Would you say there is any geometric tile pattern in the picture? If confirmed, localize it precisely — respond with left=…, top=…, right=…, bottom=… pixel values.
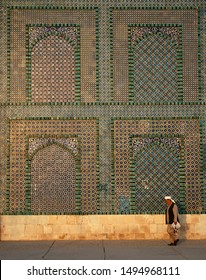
left=29, top=26, right=78, bottom=48
left=134, top=143, right=180, bottom=212
left=30, top=144, right=77, bottom=213
left=112, top=118, right=202, bottom=214
left=8, top=119, right=98, bottom=214
left=203, top=142, right=206, bottom=212
left=29, top=137, right=79, bottom=213
left=130, top=26, right=181, bottom=47
left=132, top=32, right=179, bottom=102
left=0, top=2, right=205, bottom=217
left=131, top=137, right=182, bottom=156
left=112, top=9, right=199, bottom=102
left=28, top=137, right=79, bottom=158
left=8, top=7, right=97, bottom=103
left=29, top=26, right=78, bottom=103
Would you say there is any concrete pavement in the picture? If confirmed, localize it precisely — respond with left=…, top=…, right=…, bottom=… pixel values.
left=0, top=239, right=206, bottom=260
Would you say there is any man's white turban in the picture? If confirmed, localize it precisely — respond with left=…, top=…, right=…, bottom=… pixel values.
left=164, top=196, right=175, bottom=203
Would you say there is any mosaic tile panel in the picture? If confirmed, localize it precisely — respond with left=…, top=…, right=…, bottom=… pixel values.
left=0, top=1, right=206, bottom=216
left=111, top=9, right=199, bottom=103
left=130, top=26, right=181, bottom=47
left=28, top=25, right=79, bottom=103
left=132, top=137, right=182, bottom=212
left=28, top=137, right=79, bottom=158
left=0, top=6, right=7, bottom=104
left=8, top=8, right=97, bottom=103
left=27, top=137, right=79, bottom=213
left=30, top=144, right=77, bottom=213
left=129, top=25, right=182, bottom=102
left=203, top=140, right=206, bottom=211
left=8, top=119, right=99, bottom=214
left=112, top=118, right=202, bottom=214
left=131, top=136, right=182, bottom=156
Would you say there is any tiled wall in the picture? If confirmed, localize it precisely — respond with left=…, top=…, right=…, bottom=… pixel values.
left=0, top=0, right=206, bottom=239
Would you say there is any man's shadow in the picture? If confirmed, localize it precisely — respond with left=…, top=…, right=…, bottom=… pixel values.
left=178, top=214, right=187, bottom=243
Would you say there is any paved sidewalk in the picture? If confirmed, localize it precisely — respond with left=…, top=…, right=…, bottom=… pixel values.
left=0, top=239, right=206, bottom=260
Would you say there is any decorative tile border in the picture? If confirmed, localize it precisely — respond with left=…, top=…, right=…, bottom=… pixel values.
left=198, top=8, right=204, bottom=102
left=1, top=4, right=204, bottom=105
left=7, top=7, right=11, bottom=102
left=111, top=117, right=204, bottom=214
left=110, top=7, right=200, bottom=103
left=25, top=134, right=81, bottom=214
left=7, top=6, right=99, bottom=104
left=0, top=101, right=206, bottom=106
left=6, top=117, right=100, bottom=215
left=200, top=119, right=205, bottom=212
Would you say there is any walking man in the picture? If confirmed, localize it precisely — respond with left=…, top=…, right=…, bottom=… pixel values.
left=165, top=196, right=180, bottom=246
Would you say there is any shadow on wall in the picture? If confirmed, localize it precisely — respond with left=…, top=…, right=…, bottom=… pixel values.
left=178, top=214, right=186, bottom=240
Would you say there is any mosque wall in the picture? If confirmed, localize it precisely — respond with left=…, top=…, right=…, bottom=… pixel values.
left=0, top=0, right=206, bottom=240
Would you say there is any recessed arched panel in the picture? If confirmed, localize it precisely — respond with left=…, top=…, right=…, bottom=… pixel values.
left=30, top=144, right=76, bottom=213
left=135, top=144, right=180, bottom=212
left=31, top=35, right=76, bottom=103
left=133, top=34, right=178, bottom=102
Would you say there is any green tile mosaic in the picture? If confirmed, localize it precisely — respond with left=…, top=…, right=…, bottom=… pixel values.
left=130, top=134, right=185, bottom=213
left=25, top=135, right=81, bottom=214
left=111, top=7, right=200, bottom=103
left=0, top=1, right=206, bottom=215
left=6, top=118, right=99, bottom=214
left=128, top=24, right=183, bottom=103
left=26, top=24, right=81, bottom=103
left=7, top=6, right=98, bottom=104
left=111, top=117, right=204, bottom=214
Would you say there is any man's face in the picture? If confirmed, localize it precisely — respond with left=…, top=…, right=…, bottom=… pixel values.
left=165, top=199, right=171, bottom=205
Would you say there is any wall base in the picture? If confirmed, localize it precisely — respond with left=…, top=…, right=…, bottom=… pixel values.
left=1, top=214, right=206, bottom=241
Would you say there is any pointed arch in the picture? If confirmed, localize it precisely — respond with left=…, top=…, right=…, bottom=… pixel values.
left=30, top=34, right=76, bottom=103
left=30, top=144, right=77, bottom=213
left=29, top=140, right=78, bottom=161
left=129, top=29, right=182, bottom=103
left=130, top=142, right=181, bottom=213
left=133, top=140, right=181, bottom=159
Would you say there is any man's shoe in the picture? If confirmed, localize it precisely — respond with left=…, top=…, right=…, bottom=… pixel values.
left=168, top=243, right=176, bottom=246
